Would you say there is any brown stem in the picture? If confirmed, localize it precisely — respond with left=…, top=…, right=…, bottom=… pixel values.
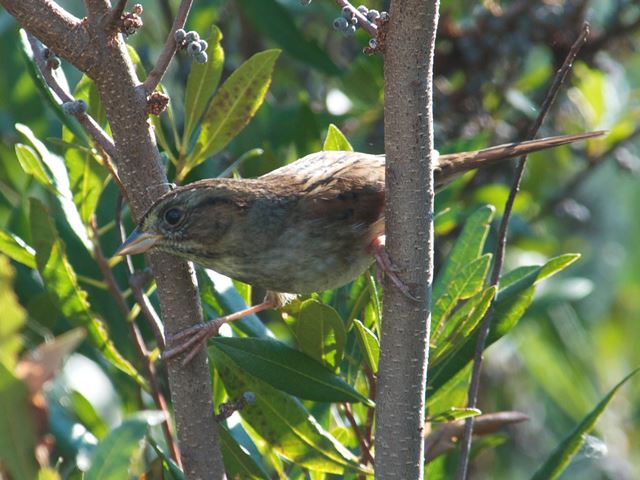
left=375, top=1, right=439, bottom=478
left=343, top=403, right=374, bottom=466
left=455, top=23, right=592, bottom=480
left=142, top=0, right=193, bottom=93
left=106, top=0, right=129, bottom=29
left=89, top=218, right=180, bottom=464
left=27, top=33, right=117, bottom=161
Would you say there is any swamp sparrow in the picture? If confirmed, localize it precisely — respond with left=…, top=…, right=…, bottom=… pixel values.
left=117, top=131, right=603, bottom=362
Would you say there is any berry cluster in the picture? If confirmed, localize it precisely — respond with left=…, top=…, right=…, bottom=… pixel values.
left=61, top=99, right=87, bottom=116
left=43, top=48, right=60, bottom=69
left=174, top=29, right=208, bottom=64
left=333, top=5, right=386, bottom=37
left=121, top=4, right=143, bottom=36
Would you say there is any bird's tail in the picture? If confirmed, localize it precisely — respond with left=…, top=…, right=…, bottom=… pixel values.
left=435, top=130, right=606, bottom=190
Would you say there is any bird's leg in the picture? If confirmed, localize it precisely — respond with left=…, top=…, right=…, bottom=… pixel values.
left=370, top=235, right=419, bottom=301
left=163, top=299, right=276, bottom=365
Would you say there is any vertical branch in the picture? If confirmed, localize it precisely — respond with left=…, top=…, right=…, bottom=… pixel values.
left=0, top=0, right=226, bottom=478
left=375, top=1, right=439, bottom=479
left=455, top=23, right=591, bottom=480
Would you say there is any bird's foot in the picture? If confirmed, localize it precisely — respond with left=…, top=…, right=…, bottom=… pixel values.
left=370, top=236, right=419, bottom=302
left=163, top=300, right=275, bottom=365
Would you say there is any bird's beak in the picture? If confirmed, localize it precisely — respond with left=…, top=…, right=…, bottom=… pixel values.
left=115, top=228, right=163, bottom=256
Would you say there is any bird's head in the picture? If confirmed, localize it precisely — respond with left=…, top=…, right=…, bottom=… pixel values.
left=115, top=180, right=244, bottom=263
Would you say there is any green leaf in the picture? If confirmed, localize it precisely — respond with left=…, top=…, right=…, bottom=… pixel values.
left=530, top=368, right=640, bottom=480
left=184, top=25, right=224, bottom=141
left=431, top=253, right=492, bottom=341
left=64, top=145, right=108, bottom=225
left=210, top=345, right=370, bottom=474
left=322, top=124, right=353, bottom=151
left=219, top=425, right=270, bottom=479
left=296, top=300, right=346, bottom=370
left=85, top=412, right=163, bottom=480
left=69, top=390, right=108, bottom=439
left=432, top=205, right=495, bottom=301
left=0, top=229, right=36, bottom=269
left=29, top=199, right=147, bottom=389
left=191, top=49, right=280, bottom=169
left=428, top=254, right=579, bottom=394
left=0, top=363, right=38, bottom=480
left=236, top=0, right=340, bottom=75
left=431, top=286, right=496, bottom=366
left=210, top=337, right=370, bottom=405
left=17, top=123, right=92, bottom=249
left=0, top=256, right=27, bottom=368
left=15, top=143, right=56, bottom=191
left=352, top=319, right=379, bottom=374
left=427, top=407, right=482, bottom=423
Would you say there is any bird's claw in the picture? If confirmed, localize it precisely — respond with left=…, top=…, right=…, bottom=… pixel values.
left=371, top=239, right=419, bottom=302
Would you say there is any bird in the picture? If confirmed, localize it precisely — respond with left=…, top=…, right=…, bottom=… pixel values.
left=116, top=131, right=603, bottom=362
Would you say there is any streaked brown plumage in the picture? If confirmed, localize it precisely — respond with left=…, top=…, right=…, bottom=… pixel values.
left=117, top=131, right=603, bottom=360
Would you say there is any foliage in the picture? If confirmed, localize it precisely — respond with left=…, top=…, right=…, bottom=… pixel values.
left=0, top=1, right=639, bottom=479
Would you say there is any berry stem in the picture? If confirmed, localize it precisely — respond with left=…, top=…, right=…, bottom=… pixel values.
left=335, top=0, right=378, bottom=36
left=142, top=0, right=193, bottom=94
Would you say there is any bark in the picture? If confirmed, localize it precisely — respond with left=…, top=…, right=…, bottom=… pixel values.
left=0, top=1, right=225, bottom=478
left=375, top=1, right=439, bottom=478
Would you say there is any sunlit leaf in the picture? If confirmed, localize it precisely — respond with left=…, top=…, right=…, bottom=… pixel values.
left=353, top=319, right=379, bottom=374
left=85, top=412, right=164, bottom=480
left=0, top=229, right=36, bottom=269
left=15, top=143, right=56, bottom=191
left=210, top=337, right=370, bottom=404
left=190, top=49, right=280, bottom=171
left=29, top=199, right=147, bottom=389
left=184, top=25, right=224, bottom=140
left=427, top=407, right=481, bottom=423
left=219, top=425, right=270, bottom=479
left=0, top=363, right=38, bottom=480
left=431, top=253, right=492, bottom=340
left=323, top=124, right=353, bottom=151
left=296, top=300, right=346, bottom=370
left=17, top=123, right=92, bottom=249
left=0, top=256, right=27, bottom=369
left=428, top=254, right=579, bottom=394
left=210, top=345, right=371, bottom=474
left=531, top=368, right=640, bottom=480
left=433, top=205, right=495, bottom=301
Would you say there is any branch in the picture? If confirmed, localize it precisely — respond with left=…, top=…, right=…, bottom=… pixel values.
left=27, top=33, right=117, bottom=161
left=2, top=1, right=227, bottom=478
left=375, top=2, right=439, bottom=478
left=455, top=23, right=591, bottom=480
left=0, top=0, right=95, bottom=72
left=142, top=0, right=193, bottom=93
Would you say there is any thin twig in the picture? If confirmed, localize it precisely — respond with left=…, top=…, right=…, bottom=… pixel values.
left=335, top=0, right=378, bottom=36
left=455, top=23, right=591, bottom=480
left=342, top=403, right=375, bottom=466
left=27, top=33, right=118, bottom=161
left=89, top=218, right=180, bottom=464
left=115, top=194, right=166, bottom=349
left=106, top=0, right=128, bottom=29
left=142, top=0, right=193, bottom=93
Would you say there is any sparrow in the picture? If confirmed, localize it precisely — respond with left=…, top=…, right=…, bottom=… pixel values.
left=116, top=131, right=603, bottom=362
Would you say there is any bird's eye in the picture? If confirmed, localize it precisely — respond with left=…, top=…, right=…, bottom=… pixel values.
left=164, top=207, right=184, bottom=226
